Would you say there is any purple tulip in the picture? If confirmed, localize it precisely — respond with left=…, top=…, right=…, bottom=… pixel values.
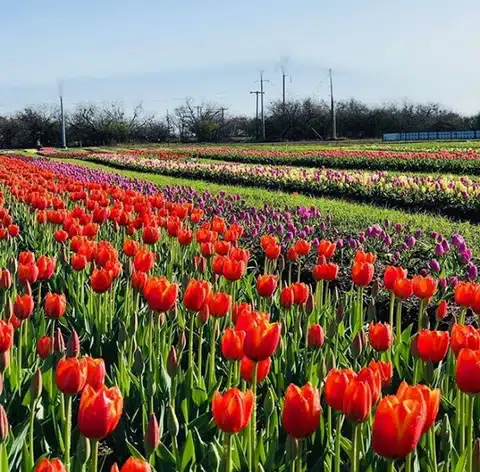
left=336, top=239, right=344, bottom=249
left=449, top=276, right=458, bottom=288
left=429, top=259, right=441, bottom=272
left=468, top=264, right=478, bottom=281
left=395, top=223, right=403, bottom=233
left=439, top=277, right=448, bottom=289
left=435, top=244, right=445, bottom=257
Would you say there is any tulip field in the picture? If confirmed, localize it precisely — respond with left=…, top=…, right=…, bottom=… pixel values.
left=0, top=142, right=479, bottom=472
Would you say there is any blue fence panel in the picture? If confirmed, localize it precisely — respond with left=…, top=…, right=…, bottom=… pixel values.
left=382, top=130, right=480, bottom=141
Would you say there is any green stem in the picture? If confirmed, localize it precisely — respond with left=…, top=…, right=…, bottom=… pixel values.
left=395, top=299, right=402, bottom=345
left=467, top=395, right=474, bottom=472
left=460, top=392, right=466, bottom=451
left=387, top=460, right=395, bottom=472
left=296, top=440, right=302, bottom=472
left=417, top=299, right=426, bottom=331
left=429, top=427, right=438, bottom=472
left=189, top=312, right=195, bottom=387
left=197, top=324, right=204, bottom=381
left=29, top=400, right=36, bottom=461
left=208, top=318, right=219, bottom=388
left=91, top=440, right=99, bottom=472
left=64, top=395, right=72, bottom=470
left=351, top=423, right=358, bottom=472
left=226, top=361, right=233, bottom=389
left=405, top=454, right=411, bottom=472
left=388, top=292, right=395, bottom=327
left=250, top=362, right=258, bottom=472
left=224, top=433, right=232, bottom=472
left=334, top=414, right=343, bottom=472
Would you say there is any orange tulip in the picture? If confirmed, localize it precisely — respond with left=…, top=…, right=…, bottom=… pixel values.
left=368, top=323, right=393, bottom=352
left=229, top=247, right=250, bottom=265
left=265, top=243, right=281, bottom=260
left=324, top=368, right=356, bottom=411
left=357, top=366, right=382, bottom=404
left=282, top=382, right=321, bottom=438
left=55, top=357, right=88, bottom=394
left=90, top=268, right=113, bottom=294
left=256, top=275, right=278, bottom=298
left=131, top=271, right=147, bottom=293
left=240, top=356, right=271, bottom=383
left=292, top=282, right=309, bottom=305
left=221, top=328, right=245, bottom=361
left=412, top=275, right=438, bottom=300
left=18, top=262, right=39, bottom=284
left=34, top=458, right=67, bottom=472
left=279, top=286, right=295, bottom=308
left=78, top=384, right=123, bottom=439
left=397, top=381, right=440, bottom=434
left=243, top=320, right=281, bottom=361
left=44, top=293, right=66, bottom=319
left=177, top=228, right=193, bottom=246
left=37, top=255, right=56, bottom=280
left=451, top=324, right=480, bottom=357
left=368, top=360, right=393, bottom=389
left=222, top=258, right=246, bottom=281
left=373, top=395, right=426, bottom=459
left=351, top=262, right=374, bottom=286
left=436, top=300, right=448, bottom=321
left=215, top=240, right=231, bottom=256
left=183, top=279, right=212, bottom=312
left=260, top=235, right=278, bottom=250
left=207, top=292, right=232, bottom=318
left=211, top=255, right=226, bottom=276
left=355, top=251, right=376, bottom=264
left=312, top=263, right=339, bottom=281
left=212, top=388, right=254, bottom=433
left=393, top=277, right=413, bottom=299
left=287, top=247, right=298, bottom=262
left=383, top=266, right=407, bottom=291
left=232, top=302, right=253, bottom=325
left=456, top=348, right=480, bottom=393
left=317, top=240, right=336, bottom=259
left=13, top=294, right=34, bottom=320
left=343, top=379, right=372, bottom=423
left=0, top=321, right=14, bottom=353
left=416, top=329, right=449, bottom=363
left=294, top=239, right=311, bottom=257
left=85, top=356, right=106, bottom=390
left=133, top=247, right=155, bottom=273
left=118, top=458, right=152, bottom=472
left=144, top=276, right=178, bottom=312
left=307, top=324, right=325, bottom=349
left=122, top=239, right=139, bottom=257
left=454, top=282, right=476, bottom=308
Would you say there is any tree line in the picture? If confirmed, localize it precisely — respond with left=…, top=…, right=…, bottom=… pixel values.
left=1, top=98, right=479, bottom=148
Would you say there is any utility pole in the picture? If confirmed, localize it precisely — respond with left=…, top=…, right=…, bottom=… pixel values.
left=250, top=91, right=263, bottom=141
left=59, top=82, right=67, bottom=148
left=219, top=107, right=228, bottom=124
left=329, top=68, right=337, bottom=140
left=166, top=110, right=170, bottom=138
left=259, top=72, right=270, bottom=142
left=282, top=73, right=288, bottom=110
left=196, top=106, right=201, bottom=119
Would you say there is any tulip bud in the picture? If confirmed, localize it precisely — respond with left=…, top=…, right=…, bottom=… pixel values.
left=67, top=330, right=80, bottom=358
left=23, top=280, right=32, bottom=297
left=7, top=256, right=17, bottom=276
left=4, top=299, right=13, bottom=321
left=127, top=259, right=134, bottom=278
left=436, top=300, right=448, bottom=322
left=326, top=354, right=336, bottom=371
left=206, top=442, right=221, bottom=472
left=167, top=346, right=179, bottom=378
left=167, top=404, right=179, bottom=437
left=0, top=269, right=12, bottom=290
left=263, top=387, right=276, bottom=418
left=76, top=435, right=91, bottom=463
left=0, top=374, right=3, bottom=396
left=0, top=351, right=10, bottom=373
left=177, top=330, right=186, bottom=351
left=335, top=305, right=344, bottom=323
left=158, top=312, right=166, bottom=327
left=352, top=331, right=365, bottom=358
left=198, top=305, right=209, bottom=325
left=305, top=293, right=315, bottom=316
left=0, top=405, right=8, bottom=443
left=133, top=349, right=144, bottom=375
left=327, top=320, right=337, bottom=339
left=54, top=328, right=65, bottom=354
left=473, top=439, right=480, bottom=472
left=145, top=413, right=160, bottom=456
left=194, top=256, right=207, bottom=274
left=30, top=368, right=42, bottom=401
left=317, top=358, right=328, bottom=381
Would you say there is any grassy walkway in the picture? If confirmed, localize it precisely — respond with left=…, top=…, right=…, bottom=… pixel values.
left=54, top=158, right=480, bottom=253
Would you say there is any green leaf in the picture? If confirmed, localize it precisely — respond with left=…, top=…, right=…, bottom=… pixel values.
left=0, top=444, right=8, bottom=472
left=179, top=430, right=196, bottom=472
left=191, top=385, right=208, bottom=407
left=454, top=448, right=468, bottom=472
left=156, top=442, right=176, bottom=465
left=21, top=443, right=34, bottom=472
left=126, top=439, right=148, bottom=461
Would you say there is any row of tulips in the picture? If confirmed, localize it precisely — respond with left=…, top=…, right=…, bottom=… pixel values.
left=0, top=154, right=478, bottom=471
left=50, top=151, right=480, bottom=220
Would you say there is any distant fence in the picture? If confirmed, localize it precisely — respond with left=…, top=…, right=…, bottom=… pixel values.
left=383, top=130, right=480, bottom=142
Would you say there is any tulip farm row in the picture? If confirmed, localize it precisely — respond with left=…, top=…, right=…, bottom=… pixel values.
left=0, top=151, right=478, bottom=472
left=51, top=151, right=480, bottom=222
left=41, top=145, right=480, bottom=174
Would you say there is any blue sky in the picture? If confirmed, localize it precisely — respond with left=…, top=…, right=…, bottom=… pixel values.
left=1, top=0, right=479, bottom=118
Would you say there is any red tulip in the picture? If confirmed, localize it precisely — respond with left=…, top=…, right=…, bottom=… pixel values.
left=131, top=271, right=147, bottom=292
left=312, top=263, right=339, bottom=281
left=123, top=239, right=139, bottom=257
left=343, top=379, right=372, bottom=422
left=37, top=255, right=56, bottom=280
left=287, top=247, right=298, bottom=262
left=0, top=321, right=14, bottom=353
left=142, top=226, right=160, bottom=245
left=90, top=268, right=113, bottom=294
left=393, top=277, right=413, bottom=299
left=412, top=275, right=438, bottom=300
left=71, top=254, right=88, bottom=271
left=55, top=357, right=88, bottom=394
left=436, top=300, right=448, bottom=321
left=0, top=269, right=12, bottom=289
left=7, top=224, right=19, bottom=238
left=351, top=262, right=374, bottom=286
left=357, top=366, right=382, bottom=404
left=368, top=360, right=393, bottom=388
left=368, top=323, right=393, bottom=352
left=37, top=336, right=52, bottom=359
left=144, top=276, right=178, bottom=312
left=240, top=356, right=271, bottom=383
left=307, top=324, right=325, bottom=349
left=294, top=239, right=311, bottom=257
left=244, top=320, right=280, bottom=361
left=324, top=368, right=356, bottom=411
left=118, top=458, right=152, bottom=472
left=222, top=259, right=246, bottom=281
left=292, top=282, right=309, bottom=305
left=451, top=324, right=480, bottom=357
left=44, top=293, right=67, bottom=319
left=456, top=348, right=480, bottom=393
left=416, top=329, right=449, bottom=363
left=183, top=279, right=212, bottom=312
left=221, top=328, right=245, bottom=361
left=34, top=458, right=67, bottom=472
left=133, top=247, right=155, bottom=273
left=355, top=251, right=376, bottom=264
left=454, top=281, right=476, bottom=308
left=383, top=266, right=407, bottom=291
left=256, top=275, right=278, bottom=298
left=279, top=286, right=295, bottom=308
left=18, top=263, right=39, bottom=284
left=317, top=240, right=336, bottom=258
left=264, top=243, right=281, bottom=260
left=208, top=292, right=232, bottom=318
left=13, top=294, right=34, bottom=320
left=212, top=388, right=254, bottom=433
left=85, top=356, right=106, bottom=390
left=282, top=383, right=321, bottom=438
